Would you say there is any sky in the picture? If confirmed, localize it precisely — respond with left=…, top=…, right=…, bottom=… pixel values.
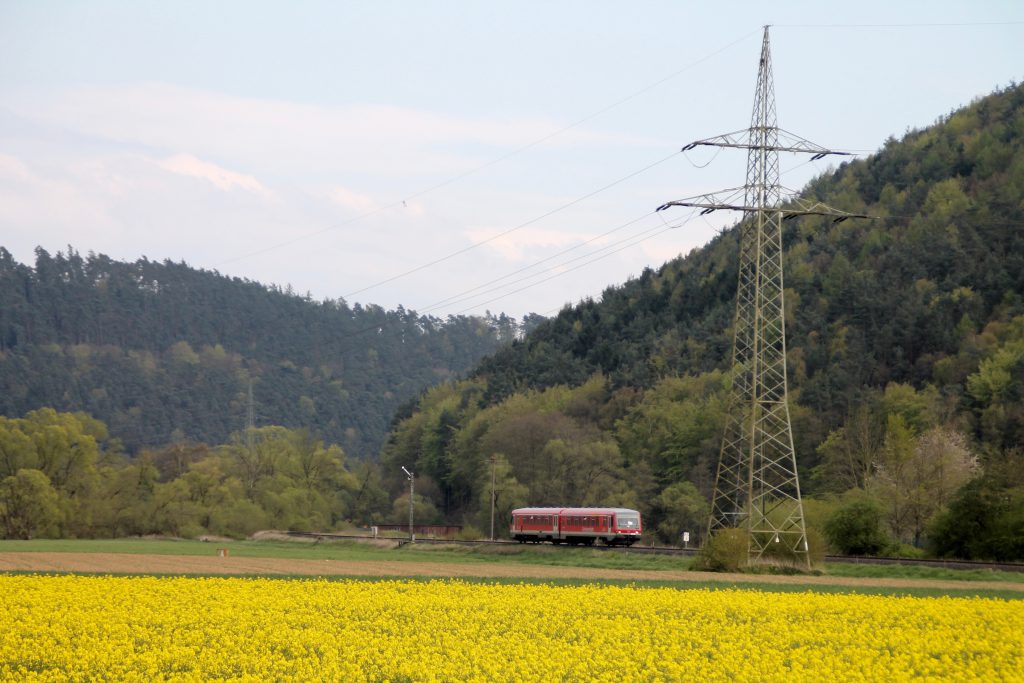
left=1, top=1, right=1022, bottom=321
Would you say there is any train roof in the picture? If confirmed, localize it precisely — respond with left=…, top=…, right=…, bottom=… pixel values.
left=511, top=507, right=641, bottom=516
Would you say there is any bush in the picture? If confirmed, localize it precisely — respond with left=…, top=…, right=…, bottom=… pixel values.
left=885, top=542, right=927, bottom=559
left=692, top=528, right=749, bottom=572
left=824, top=499, right=889, bottom=556
left=929, top=477, right=1024, bottom=561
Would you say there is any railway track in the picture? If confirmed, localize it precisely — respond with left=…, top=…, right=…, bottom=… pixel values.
left=283, top=531, right=1024, bottom=573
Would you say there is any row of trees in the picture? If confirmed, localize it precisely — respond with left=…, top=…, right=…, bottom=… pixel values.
left=381, top=351, right=1021, bottom=558
left=0, top=408, right=397, bottom=540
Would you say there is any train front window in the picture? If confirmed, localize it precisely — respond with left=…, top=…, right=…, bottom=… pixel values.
left=617, top=514, right=640, bottom=529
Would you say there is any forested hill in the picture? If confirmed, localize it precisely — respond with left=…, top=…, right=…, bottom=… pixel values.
left=0, top=251, right=523, bottom=456
left=477, top=84, right=1024, bottom=407
left=382, top=83, right=1024, bottom=559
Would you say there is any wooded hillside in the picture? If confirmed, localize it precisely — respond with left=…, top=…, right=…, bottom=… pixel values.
left=0, top=251, right=522, bottom=457
left=382, top=83, right=1024, bottom=559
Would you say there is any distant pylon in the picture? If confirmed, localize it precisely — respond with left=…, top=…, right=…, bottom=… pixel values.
left=658, top=26, right=868, bottom=568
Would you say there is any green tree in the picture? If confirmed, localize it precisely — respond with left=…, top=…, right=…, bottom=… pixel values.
left=0, top=417, right=34, bottom=479
left=614, top=372, right=725, bottom=489
left=812, top=405, right=884, bottom=493
left=473, top=454, right=528, bottom=539
left=929, top=479, right=1024, bottom=561
left=0, top=469, right=63, bottom=539
left=654, top=481, right=708, bottom=545
left=94, top=453, right=159, bottom=537
left=391, top=492, right=441, bottom=527
left=823, top=498, right=889, bottom=556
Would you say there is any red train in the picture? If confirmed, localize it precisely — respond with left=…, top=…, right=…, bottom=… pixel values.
left=509, top=507, right=642, bottom=546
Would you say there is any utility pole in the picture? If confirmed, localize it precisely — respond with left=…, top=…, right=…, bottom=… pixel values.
left=658, top=26, right=868, bottom=568
left=401, top=466, right=415, bottom=543
left=489, top=455, right=497, bottom=542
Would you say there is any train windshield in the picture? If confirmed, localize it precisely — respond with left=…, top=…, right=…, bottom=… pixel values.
left=616, top=514, right=640, bottom=530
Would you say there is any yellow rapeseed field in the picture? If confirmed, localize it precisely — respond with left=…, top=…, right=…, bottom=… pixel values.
left=1, top=575, right=1021, bottom=682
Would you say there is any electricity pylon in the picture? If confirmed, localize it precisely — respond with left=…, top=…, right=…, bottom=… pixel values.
left=657, top=26, right=868, bottom=568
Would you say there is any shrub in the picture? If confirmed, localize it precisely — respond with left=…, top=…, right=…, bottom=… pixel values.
left=824, top=500, right=889, bottom=556
left=692, top=528, right=749, bottom=572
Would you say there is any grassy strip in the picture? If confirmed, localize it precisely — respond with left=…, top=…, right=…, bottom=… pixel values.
left=0, top=538, right=408, bottom=561
left=2, top=569, right=1021, bottom=601
left=406, top=542, right=692, bottom=571
left=823, top=561, right=1024, bottom=583
left=4, top=538, right=1023, bottom=584
left=0, top=538, right=693, bottom=571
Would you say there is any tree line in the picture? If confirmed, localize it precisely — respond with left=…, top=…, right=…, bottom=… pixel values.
left=0, top=408, right=397, bottom=539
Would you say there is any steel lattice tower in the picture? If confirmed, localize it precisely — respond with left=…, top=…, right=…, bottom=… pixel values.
left=658, top=26, right=867, bottom=567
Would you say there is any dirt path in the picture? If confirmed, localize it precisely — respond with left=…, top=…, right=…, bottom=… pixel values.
left=2, top=551, right=1022, bottom=593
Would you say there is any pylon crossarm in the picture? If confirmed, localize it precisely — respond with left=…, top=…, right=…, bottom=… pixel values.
left=658, top=188, right=873, bottom=222
left=683, top=127, right=855, bottom=158
left=656, top=186, right=754, bottom=214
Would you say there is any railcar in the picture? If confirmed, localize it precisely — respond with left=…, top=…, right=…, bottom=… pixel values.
left=509, top=507, right=642, bottom=546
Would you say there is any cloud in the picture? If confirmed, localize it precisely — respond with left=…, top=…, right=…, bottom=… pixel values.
left=462, top=226, right=592, bottom=261
left=0, top=153, right=33, bottom=181
left=157, top=153, right=268, bottom=194
left=326, top=186, right=378, bottom=214
left=0, top=82, right=676, bottom=318
left=6, top=82, right=654, bottom=180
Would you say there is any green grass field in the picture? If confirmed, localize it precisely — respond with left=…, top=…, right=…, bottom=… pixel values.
left=2, top=537, right=1022, bottom=599
left=823, top=560, right=1024, bottom=583
left=0, top=537, right=692, bottom=571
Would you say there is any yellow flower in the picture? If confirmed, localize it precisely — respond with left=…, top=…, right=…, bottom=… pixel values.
left=0, top=575, right=1020, bottom=681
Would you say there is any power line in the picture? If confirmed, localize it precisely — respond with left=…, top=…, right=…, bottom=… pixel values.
left=450, top=214, right=696, bottom=317
left=776, top=21, right=1024, bottom=28
left=344, top=150, right=681, bottom=298
left=416, top=212, right=657, bottom=313
left=415, top=140, right=854, bottom=316
left=212, top=29, right=760, bottom=274
left=422, top=217, right=672, bottom=314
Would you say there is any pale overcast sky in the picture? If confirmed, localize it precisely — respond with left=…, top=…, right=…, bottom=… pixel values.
left=1, top=1, right=1021, bottom=319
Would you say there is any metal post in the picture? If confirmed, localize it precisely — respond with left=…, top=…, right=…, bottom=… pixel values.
left=401, top=466, right=414, bottom=543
